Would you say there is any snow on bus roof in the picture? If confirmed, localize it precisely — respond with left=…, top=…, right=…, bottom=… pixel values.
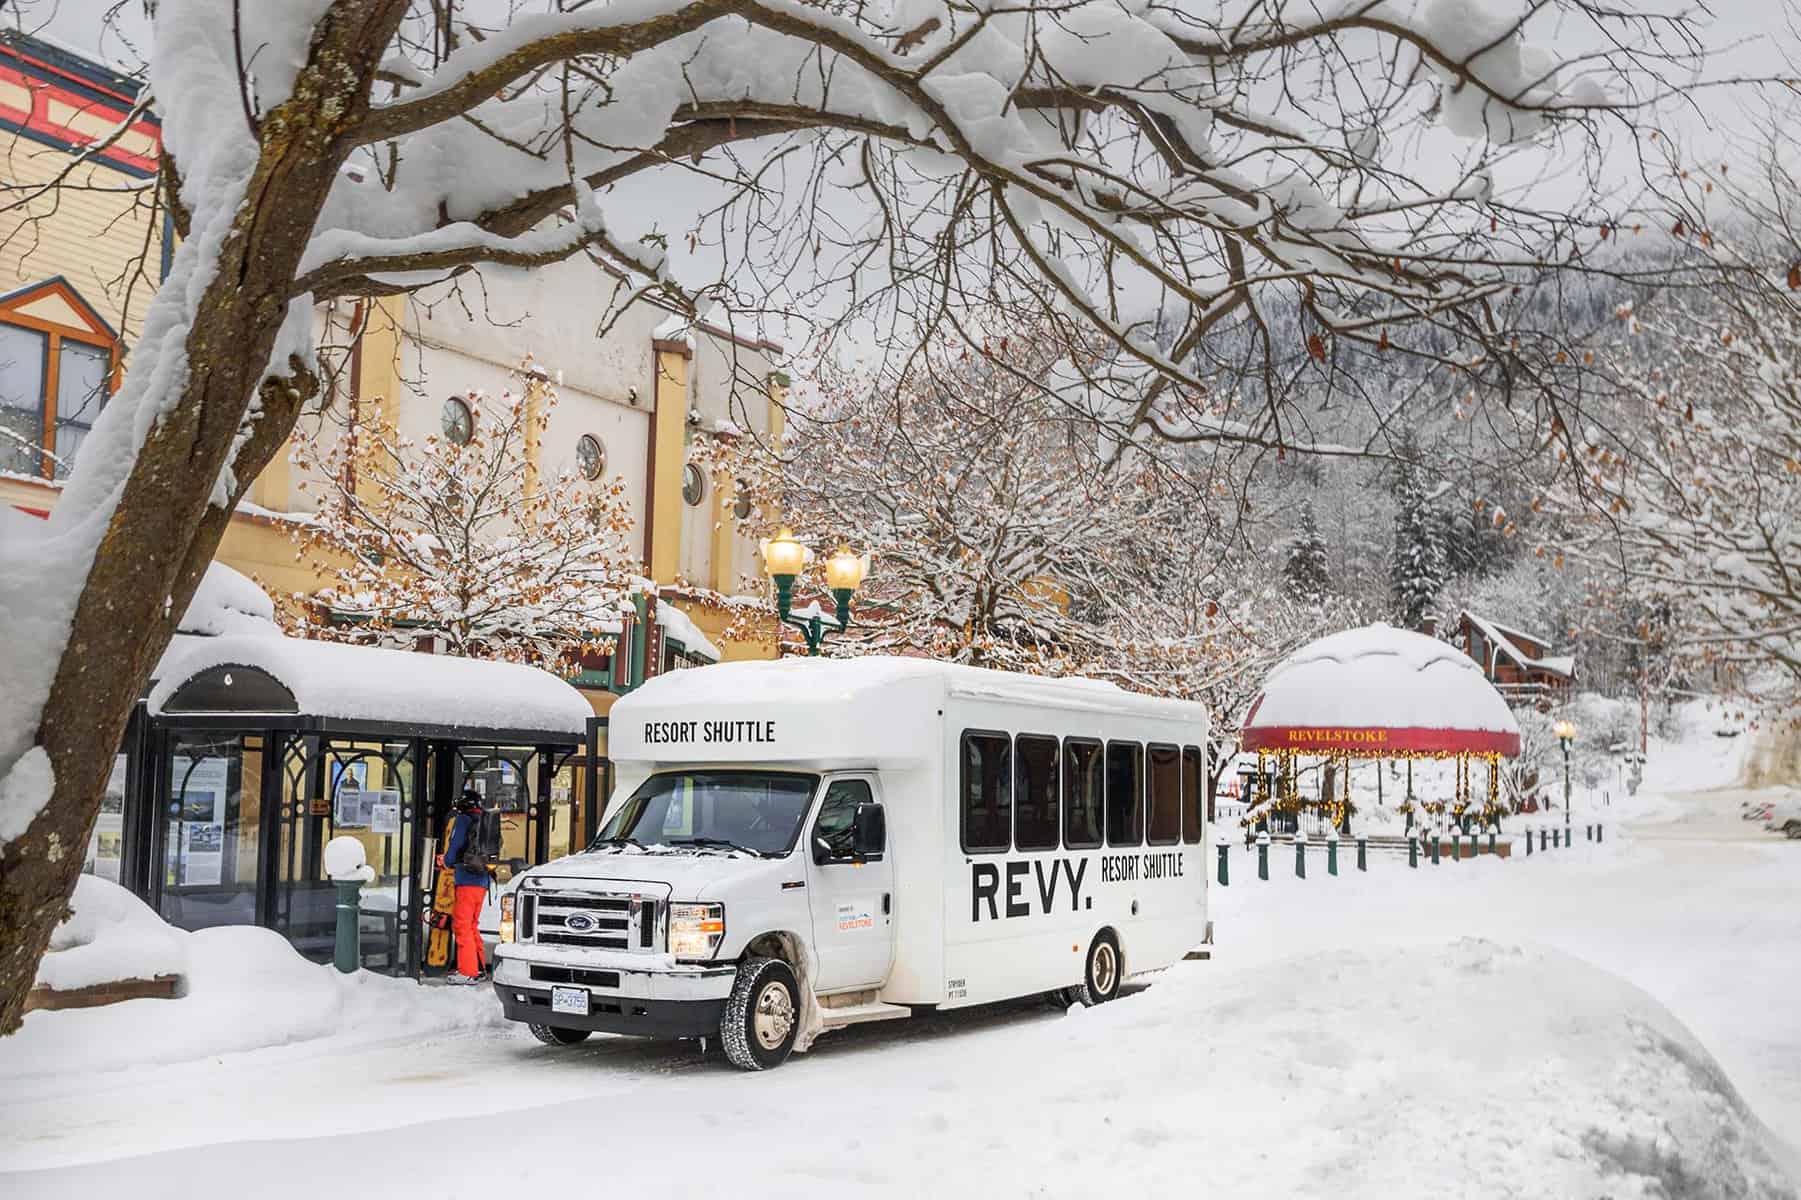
left=149, top=633, right=592, bottom=737
left=619, top=655, right=1205, bottom=719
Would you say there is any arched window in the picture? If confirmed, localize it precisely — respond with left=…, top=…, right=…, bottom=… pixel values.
left=0, top=278, right=119, bottom=480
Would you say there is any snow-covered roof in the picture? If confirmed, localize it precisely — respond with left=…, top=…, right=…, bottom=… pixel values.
left=1242, top=624, right=1521, bottom=756
left=609, top=655, right=1206, bottom=768
left=655, top=602, right=722, bottom=663
left=1461, top=610, right=1574, bottom=679
left=177, top=562, right=281, bottom=638
left=149, top=633, right=592, bottom=738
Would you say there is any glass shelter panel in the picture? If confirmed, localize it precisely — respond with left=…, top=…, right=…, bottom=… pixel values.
left=159, top=734, right=259, bottom=932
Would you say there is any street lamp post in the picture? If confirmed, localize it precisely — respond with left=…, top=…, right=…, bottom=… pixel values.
left=760, top=527, right=868, bottom=656
left=1553, top=718, right=1576, bottom=838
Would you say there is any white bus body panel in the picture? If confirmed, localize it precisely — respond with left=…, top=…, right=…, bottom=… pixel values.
left=604, top=657, right=1209, bottom=1011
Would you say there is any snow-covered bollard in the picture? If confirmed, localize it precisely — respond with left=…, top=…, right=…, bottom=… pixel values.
left=1356, top=834, right=1368, bottom=872
left=1595, top=822, right=1603, bottom=844
left=1487, top=824, right=1498, bottom=856
left=1326, top=828, right=1339, bottom=876
left=1524, top=823, right=1533, bottom=857
left=1257, top=831, right=1271, bottom=881
left=1429, top=827, right=1442, bottom=866
left=324, top=836, right=375, bottom=975
left=1540, top=825, right=1549, bottom=853
left=1294, top=828, right=1308, bottom=879
left=1407, top=832, right=1419, bottom=869
left=1215, top=832, right=1231, bottom=888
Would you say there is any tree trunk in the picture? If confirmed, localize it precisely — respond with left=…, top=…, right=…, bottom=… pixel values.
left=0, top=2, right=405, bottom=1035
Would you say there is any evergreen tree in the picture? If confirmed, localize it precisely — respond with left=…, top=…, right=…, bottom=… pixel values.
left=1390, top=443, right=1446, bottom=630
left=1284, top=500, right=1331, bottom=607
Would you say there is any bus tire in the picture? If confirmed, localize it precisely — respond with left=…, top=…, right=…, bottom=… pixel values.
left=529, top=1023, right=592, bottom=1046
left=722, top=957, right=801, bottom=1071
left=1069, top=930, right=1122, bottom=1007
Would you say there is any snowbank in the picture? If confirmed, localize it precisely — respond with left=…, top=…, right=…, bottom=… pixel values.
left=2, top=882, right=501, bottom=1079
left=33, top=875, right=186, bottom=994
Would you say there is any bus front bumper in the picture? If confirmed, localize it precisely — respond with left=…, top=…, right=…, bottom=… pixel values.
left=492, top=949, right=735, bottom=1040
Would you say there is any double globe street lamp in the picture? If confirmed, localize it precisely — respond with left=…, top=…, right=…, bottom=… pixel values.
left=759, top=527, right=869, bottom=656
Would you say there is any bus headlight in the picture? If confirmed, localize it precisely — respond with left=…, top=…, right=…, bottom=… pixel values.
left=669, top=902, right=725, bottom=959
left=499, top=893, right=516, bottom=944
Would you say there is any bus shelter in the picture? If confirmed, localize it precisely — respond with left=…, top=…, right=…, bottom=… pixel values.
left=113, top=630, right=604, bottom=976
left=1239, top=624, right=1521, bottom=832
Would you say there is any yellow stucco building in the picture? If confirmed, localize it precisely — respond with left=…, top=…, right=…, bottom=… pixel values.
left=0, top=31, right=782, bottom=724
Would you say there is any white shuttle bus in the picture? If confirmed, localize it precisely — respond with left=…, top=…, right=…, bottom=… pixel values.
left=492, top=657, right=1210, bottom=1070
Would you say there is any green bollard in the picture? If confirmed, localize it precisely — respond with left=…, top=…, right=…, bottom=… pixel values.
left=1448, top=829, right=1459, bottom=862
left=1595, top=823, right=1603, bottom=844
left=1553, top=827, right=1562, bottom=849
left=1257, top=832, right=1270, bottom=881
left=1488, top=825, right=1498, bottom=856
left=1216, top=838, right=1230, bottom=887
left=1586, top=823, right=1593, bottom=842
left=1429, top=830, right=1441, bottom=865
left=1540, top=826, right=1548, bottom=852
left=1357, top=836, right=1367, bottom=872
left=1525, top=825, right=1533, bottom=857
left=1294, top=830, right=1307, bottom=879
left=1408, top=834, right=1418, bottom=869
left=333, top=878, right=363, bottom=974
left=1327, top=833, right=1339, bottom=876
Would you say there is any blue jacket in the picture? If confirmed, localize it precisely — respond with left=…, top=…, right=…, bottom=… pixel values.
left=444, top=811, right=490, bottom=888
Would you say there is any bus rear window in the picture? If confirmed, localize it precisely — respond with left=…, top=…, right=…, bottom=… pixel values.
left=960, top=731, right=1012, bottom=853
left=1106, top=741, right=1143, bottom=847
left=1181, top=745, right=1204, bottom=843
left=1014, top=735, right=1059, bottom=851
left=1147, top=743, right=1181, bottom=845
left=1063, top=738, right=1102, bottom=850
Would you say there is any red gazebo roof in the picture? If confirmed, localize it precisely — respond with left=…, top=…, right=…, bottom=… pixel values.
left=1240, top=624, right=1522, bottom=758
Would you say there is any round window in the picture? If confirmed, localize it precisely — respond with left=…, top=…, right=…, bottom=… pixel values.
left=682, top=462, right=707, bottom=506
left=440, top=396, right=474, bottom=445
left=732, top=495, right=753, bottom=520
left=576, top=433, right=606, bottom=481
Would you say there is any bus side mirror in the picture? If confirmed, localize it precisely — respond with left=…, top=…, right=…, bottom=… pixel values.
left=852, top=802, right=885, bottom=858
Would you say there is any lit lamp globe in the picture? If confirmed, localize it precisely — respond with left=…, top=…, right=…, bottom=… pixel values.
left=824, top=547, right=870, bottom=628
left=1553, top=719, right=1576, bottom=743
left=760, top=528, right=808, bottom=618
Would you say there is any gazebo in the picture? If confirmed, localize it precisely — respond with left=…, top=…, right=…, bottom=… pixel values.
left=1239, top=624, right=1522, bottom=831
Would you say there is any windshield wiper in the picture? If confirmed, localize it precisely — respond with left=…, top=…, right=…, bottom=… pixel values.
left=667, top=836, right=766, bottom=857
left=592, top=835, right=646, bottom=852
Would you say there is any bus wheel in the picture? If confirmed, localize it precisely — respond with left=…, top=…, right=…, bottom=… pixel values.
left=722, top=957, right=801, bottom=1070
left=529, top=1023, right=592, bottom=1046
left=1070, top=931, right=1122, bottom=1007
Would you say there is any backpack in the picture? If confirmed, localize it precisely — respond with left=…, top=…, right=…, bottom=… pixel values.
left=454, top=809, right=502, bottom=874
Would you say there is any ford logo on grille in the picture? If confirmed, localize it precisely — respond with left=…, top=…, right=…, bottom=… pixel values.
left=564, top=912, right=598, bottom=933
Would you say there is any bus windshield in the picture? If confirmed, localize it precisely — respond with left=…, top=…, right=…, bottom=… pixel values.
left=593, top=771, right=819, bottom=857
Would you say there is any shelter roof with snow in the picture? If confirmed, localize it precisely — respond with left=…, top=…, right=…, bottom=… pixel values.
left=150, top=563, right=592, bottom=742
left=1241, top=624, right=1521, bottom=757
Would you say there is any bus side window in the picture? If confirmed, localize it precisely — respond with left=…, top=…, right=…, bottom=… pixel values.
left=1106, top=741, right=1143, bottom=847
left=1063, top=738, right=1103, bottom=850
left=1147, top=744, right=1181, bottom=845
left=1181, top=746, right=1204, bottom=844
left=1014, top=735, right=1060, bottom=851
left=960, top=731, right=1012, bottom=854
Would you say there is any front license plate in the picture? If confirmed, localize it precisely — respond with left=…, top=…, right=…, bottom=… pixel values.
left=550, top=986, right=589, bottom=1016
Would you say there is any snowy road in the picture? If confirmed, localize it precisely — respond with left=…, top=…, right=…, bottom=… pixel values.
left=3, top=763, right=1798, bottom=1197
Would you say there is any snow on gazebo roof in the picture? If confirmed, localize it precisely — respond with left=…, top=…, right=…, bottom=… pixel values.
left=1241, top=623, right=1521, bottom=757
